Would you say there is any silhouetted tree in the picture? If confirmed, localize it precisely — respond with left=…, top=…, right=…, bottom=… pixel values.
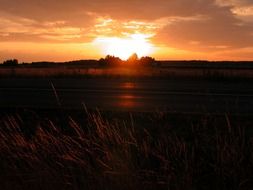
left=127, top=53, right=138, bottom=64
left=3, top=59, right=18, bottom=66
left=99, top=55, right=122, bottom=66
left=98, top=58, right=106, bottom=66
left=139, top=56, right=156, bottom=66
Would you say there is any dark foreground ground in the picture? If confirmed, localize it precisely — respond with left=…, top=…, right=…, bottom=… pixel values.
left=1, top=108, right=253, bottom=190
left=1, top=78, right=253, bottom=113
left=1, top=74, right=253, bottom=190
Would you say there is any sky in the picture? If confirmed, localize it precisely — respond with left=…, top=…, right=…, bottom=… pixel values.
left=1, top=0, right=253, bottom=62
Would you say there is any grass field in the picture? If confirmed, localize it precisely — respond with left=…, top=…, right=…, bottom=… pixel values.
left=1, top=62, right=253, bottom=189
left=1, top=65, right=253, bottom=80
left=1, top=108, right=253, bottom=190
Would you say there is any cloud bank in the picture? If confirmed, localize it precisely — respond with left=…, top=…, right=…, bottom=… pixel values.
left=0, top=0, right=253, bottom=61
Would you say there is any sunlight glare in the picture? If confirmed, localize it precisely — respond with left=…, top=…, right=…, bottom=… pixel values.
left=94, top=34, right=154, bottom=60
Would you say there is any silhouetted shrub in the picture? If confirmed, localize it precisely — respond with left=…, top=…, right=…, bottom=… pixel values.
left=127, top=53, right=139, bottom=64
left=3, top=59, right=18, bottom=66
left=99, top=55, right=122, bottom=66
left=139, top=56, right=156, bottom=66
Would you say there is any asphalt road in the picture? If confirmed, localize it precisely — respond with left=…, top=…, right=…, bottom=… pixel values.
left=0, top=78, right=253, bottom=113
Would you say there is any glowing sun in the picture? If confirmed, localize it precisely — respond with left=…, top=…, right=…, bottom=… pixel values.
left=94, top=34, right=154, bottom=60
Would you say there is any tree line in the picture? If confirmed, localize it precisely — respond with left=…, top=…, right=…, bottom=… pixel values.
left=0, top=54, right=157, bottom=67
left=99, top=53, right=157, bottom=67
left=2, top=59, right=18, bottom=66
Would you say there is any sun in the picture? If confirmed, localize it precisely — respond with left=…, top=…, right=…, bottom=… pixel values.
left=94, top=34, right=154, bottom=60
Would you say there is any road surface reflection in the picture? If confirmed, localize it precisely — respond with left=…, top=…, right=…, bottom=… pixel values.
left=118, top=82, right=136, bottom=108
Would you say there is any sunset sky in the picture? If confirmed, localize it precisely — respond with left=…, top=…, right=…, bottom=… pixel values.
left=1, top=0, right=253, bottom=62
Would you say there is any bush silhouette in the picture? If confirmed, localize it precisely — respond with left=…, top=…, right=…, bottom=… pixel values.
left=139, top=56, right=156, bottom=66
left=3, top=59, right=18, bottom=66
left=99, top=55, right=122, bottom=66
left=127, top=53, right=138, bottom=64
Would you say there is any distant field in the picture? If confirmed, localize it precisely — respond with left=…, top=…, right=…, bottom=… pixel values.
left=1, top=65, right=253, bottom=79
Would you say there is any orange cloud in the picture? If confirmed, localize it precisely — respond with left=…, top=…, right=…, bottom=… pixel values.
left=0, top=0, right=253, bottom=61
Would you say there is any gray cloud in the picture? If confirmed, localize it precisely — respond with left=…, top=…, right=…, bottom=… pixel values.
left=155, top=12, right=253, bottom=50
left=153, top=1, right=253, bottom=51
left=216, top=0, right=253, bottom=7
left=0, top=0, right=217, bottom=21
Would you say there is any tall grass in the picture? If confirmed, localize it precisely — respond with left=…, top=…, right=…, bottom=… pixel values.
left=1, top=110, right=253, bottom=190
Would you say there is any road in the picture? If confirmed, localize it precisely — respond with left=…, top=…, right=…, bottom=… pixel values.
left=0, top=78, right=253, bottom=113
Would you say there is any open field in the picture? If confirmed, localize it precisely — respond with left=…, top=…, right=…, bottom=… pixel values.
left=1, top=61, right=253, bottom=79
left=1, top=64, right=253, bottom=189
left=0, top=67, right=252, bottom=79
